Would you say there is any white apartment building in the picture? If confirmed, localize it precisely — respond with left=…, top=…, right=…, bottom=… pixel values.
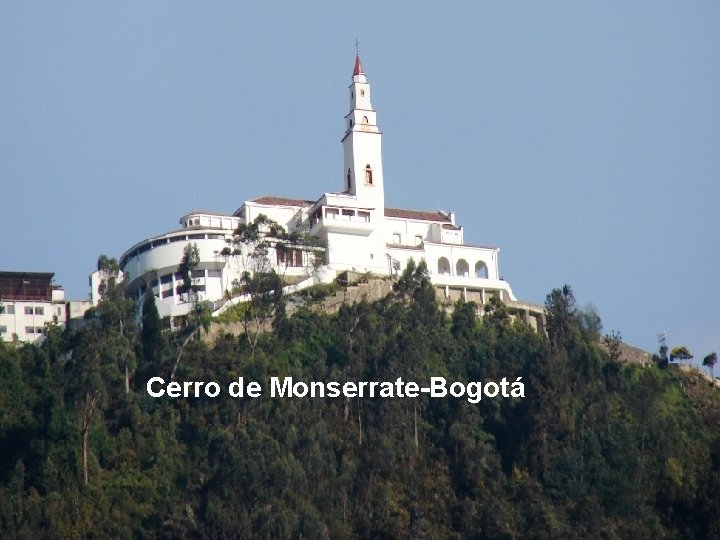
left=0, top=272, right=67, bottom=343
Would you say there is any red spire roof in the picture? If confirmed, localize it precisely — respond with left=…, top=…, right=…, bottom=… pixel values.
left=353, top=54, right=364, bottom=76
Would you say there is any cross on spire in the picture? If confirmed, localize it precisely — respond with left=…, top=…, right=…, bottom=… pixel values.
left=355, top=38, right=359, bottom=56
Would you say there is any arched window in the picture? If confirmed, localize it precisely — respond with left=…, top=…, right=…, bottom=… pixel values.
left=438, top=257, right=451, bottom=275
left=347, top=168, right=352, bottom=190
left=362, top=116, right=368, bottom=124
left=365, top=165, right=373, bottom=185
left=475, top=261, right=488, bottom=279
left=360, top=89, right=365, bottom=97
left=456, top=259, right=469, bottom=277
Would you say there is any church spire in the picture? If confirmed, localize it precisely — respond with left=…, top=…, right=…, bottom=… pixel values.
left=342, top=54, right=384, bottom=211
left=353, top=54, right=364, bottom=76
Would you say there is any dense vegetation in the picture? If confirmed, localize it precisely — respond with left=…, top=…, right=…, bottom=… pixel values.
left=1, top=262, right=719, bottom=539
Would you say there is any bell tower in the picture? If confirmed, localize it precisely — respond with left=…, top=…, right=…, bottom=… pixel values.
left=342, top=55, right=384, bottom=213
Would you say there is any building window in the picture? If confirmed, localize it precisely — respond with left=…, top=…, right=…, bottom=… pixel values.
left=438, top=257, right=451, bottom=275
left=0, top=326, right=7, bottom=334
left=365, top=165, right=373, bottom=185
left=160, top=274, right=172, bottom=285
left=415, top=235, right=423, bottom=246
left=358, top=211, right=370, bottom=222
left=360, top=89, right=365, bottom=97
left=456, top=259, right=470, bottom=277
left=161, top=289, right=174, bottom=299
left=6, top=305, right=14, bottom=315
left=25, top=326, right=34, bottom=334
left=35, top=307, right=44, bottom=315
left=191, top=269, right=205, bottom=279
left=347, top=169, right=352, bottom=190
left=277, top=248, right=303, bottom=267
left=207, top=269, right=222, bottom=279
left=36, top=327, right=43, bottom=334
left=475, top=261, right=489, bottom=279
left=150, top=279, right=159, bottom=288
left=362, top=116, right=368, bottom=124
left=24, top=306, right=33, bottom=315
left=392, top=232, right=401, bottom=244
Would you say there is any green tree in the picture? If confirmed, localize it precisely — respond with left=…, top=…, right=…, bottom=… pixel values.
left=577, top=302, right=603, bottom=341
left=141, top=291, right=164, bottom=368
left=545, top=284, right=577, bottom=348
left=670, top=346, right=693, bottom=365
left=603, top=330, right=623, bottom=363
left=96, top=254, right=120, bottom=300
left=220, top=214, right=311, bottom=355
left=703, top=351, right=718, bottom=379
left=176, top=243, right=200, bottom=303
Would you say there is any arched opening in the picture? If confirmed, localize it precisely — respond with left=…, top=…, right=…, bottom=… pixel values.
left=438, top=257, right=451, bottom=275
left=456, top=259, right=470, bottom=277
left=475, top=261, right=488, bottom=279
left=347, top=169, right=352, bottom=190
left=362, top=116, right=368, bottom=124
left=365, top=165, right=373, bottom=185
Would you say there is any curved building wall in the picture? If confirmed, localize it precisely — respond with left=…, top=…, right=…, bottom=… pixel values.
left=120, top=229, right=232, bottom=311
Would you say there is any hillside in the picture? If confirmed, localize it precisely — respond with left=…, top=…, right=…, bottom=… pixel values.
left=1, top=263, right=719, bottom=539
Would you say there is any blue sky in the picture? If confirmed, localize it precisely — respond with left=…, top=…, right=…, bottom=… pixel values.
left=1, top=2, right=718, bottom=358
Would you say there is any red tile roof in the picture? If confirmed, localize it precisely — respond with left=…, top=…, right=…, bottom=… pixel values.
left=353, top=55, right=364, bottom=76
left=250, top=196, right=316, bottom=207
left=385, top=207, right=451, bottom=222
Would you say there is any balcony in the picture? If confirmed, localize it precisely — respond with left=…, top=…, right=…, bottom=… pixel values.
left=310, top=206, right=374, bottom=236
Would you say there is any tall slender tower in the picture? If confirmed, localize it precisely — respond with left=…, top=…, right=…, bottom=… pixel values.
left=342, top=55, right=384, bottom=213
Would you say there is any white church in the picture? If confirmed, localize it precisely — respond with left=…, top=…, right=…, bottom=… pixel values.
left=116, top=55, right=529, bottom=320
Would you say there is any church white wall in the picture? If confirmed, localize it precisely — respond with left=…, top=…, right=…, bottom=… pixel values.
left=325, top=231, right=388, bottom=274
left=385, top=217, right=431, bottom=247
left=342, top=132, right=384, bottom=211
left=324, top=192, right=358, bottom=207
left=244, top=204, right=303, bottom=231
left=422, top=242, right=499, bottom=280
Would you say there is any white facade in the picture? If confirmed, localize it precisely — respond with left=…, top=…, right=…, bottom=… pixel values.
left=0, top=272, right=68, bottom=343
left=117, top=55, right=517, bottom=318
